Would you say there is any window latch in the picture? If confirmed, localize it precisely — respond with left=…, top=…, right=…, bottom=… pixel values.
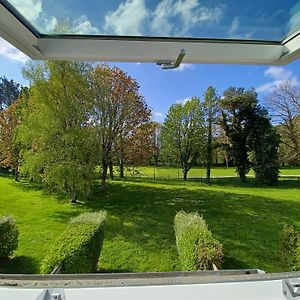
left=283, top=278, right=300, bottom=299
left=156, top=49, right=186, bottom=70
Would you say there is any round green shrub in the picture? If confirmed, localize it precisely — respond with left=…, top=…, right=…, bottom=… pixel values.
left=0, top=215, right=19, bottom=258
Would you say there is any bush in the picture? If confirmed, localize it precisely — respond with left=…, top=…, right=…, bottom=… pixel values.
left=174, top=211, right=223, bottom=271
left=0, top=215, right=19, bottom=258
left=40, top=211, right=107, bottom=274
left=280, top=224, right=299, bottom=271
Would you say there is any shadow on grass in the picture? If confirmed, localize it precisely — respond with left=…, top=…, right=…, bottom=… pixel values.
left=0, top=255, right=39, bottom=274
left=84, top=181, right=299, bottom=272
left=120, top=176, right=300, bottom=190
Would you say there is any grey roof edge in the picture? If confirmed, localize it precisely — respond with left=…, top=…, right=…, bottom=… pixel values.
left=1, top=270, right=300, bottom=289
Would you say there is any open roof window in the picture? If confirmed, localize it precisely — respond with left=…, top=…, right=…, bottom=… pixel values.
left=1, top=0, right=300, bottom=65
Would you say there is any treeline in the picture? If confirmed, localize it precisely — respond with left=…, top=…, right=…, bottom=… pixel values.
left=160, top=87, right=280, bottom=184
left=0, top=64, right=299, bottom=201
left=0, top=62, right=154, bottom=202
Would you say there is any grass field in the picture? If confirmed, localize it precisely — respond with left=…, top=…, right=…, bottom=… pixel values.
left=124, top=166, right=300, bottom=179
left=0, top=168, right=300, bottom=274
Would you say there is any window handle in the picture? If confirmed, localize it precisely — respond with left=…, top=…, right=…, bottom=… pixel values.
left=157, top=49, right=186, bottom=70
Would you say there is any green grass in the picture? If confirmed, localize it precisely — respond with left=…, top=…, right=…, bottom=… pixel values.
left=124, top=166, right=300, bottom=179
left=0, top=170, right=300, bottom=273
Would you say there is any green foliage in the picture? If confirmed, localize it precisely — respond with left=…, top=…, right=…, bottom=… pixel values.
left=203, top=86, right=220, bottom=182
left=40, top=211, right=107, bottom=274
left=280, top=224, right=299, bottom=271
left=249, top=113, right=280, bottom=185
left=0, top=215, right=19, bottom=258
left=18, top=61, right=96, bottom=202
left=0, top=77, right=22, bottom=110
left=220, top=87, right=257, bottom=181
left=220, top=87, right=279, bottom=184
left=174, top=211, right=223, bottom=271
left=161, top=97, right=205, bottom=180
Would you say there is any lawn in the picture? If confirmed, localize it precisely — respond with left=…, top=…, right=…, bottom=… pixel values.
left=0, top=171, right=300, bottom=274
left=125, top=166, right=300, bottom=179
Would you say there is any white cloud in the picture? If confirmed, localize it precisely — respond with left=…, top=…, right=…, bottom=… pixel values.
left=0, top=38, right=29, bottom=63
left=151, top=0, right=224, bottom=36
left=176, top=97, right=190, bottom=105
left=288, top=5, right=300, bottom=35
left=265, top=67, right=292, bottom=79
left=10, top=0, right=42, bottom=23
left=151, top=0, right=174, bottom=35
left=153, top=111, right=163, bottom=117
left=43, top=16, right=58, bottom=33
left=73, top=16, right=100, bottom=35
left=227, top=16, right=254, bottom=39
left=104, top=0, right=148, bottom=35
left=228, top=17, right=239, bottom=36
left=256, top=66, right=299, bottom=93
left=174, top=63, right=194, bottom=72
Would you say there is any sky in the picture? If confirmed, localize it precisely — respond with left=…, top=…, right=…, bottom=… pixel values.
left=6, top=0, right=300, bottom=40
left=1, top=36, right=300, bottom=123
left=2, top=0, right=300, bottom=121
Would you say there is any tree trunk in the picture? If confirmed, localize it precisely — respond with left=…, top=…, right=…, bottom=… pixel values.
left=70, top=188, right=78, bottom=203
left=183, top=169, right=188, bottom=181
left=119, top=148, right=125, bottom=178
left=14, top=170, right=19, bottom=182
left=101, top=162, right=108, bottom=191
left=109, top=159, right=114, bottom=180
left=206, top=121, right=212, bottom=183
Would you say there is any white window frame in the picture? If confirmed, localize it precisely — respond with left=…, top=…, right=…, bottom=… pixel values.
left=1, top=2, right=300, bottom=66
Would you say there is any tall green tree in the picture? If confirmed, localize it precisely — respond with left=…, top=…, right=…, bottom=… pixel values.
left=220, top=87, right=279, bottom=183
left=203, top=86, right=219, bottom=183
left=248, top=107, right=280, bottom=184
left=220, top=87, right=256, bottom=181
left=161, top=97, right=205, bottom=180
left=0, top=77, right=22, bottom=110
left=18, top=61, right=95, bottom=202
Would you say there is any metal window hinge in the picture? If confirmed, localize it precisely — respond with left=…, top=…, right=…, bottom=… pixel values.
left=36, top=289, right=66, bottom=300
left=283, top=278, right=300, bottom=299
left=156, top=49, right=186, bottom=70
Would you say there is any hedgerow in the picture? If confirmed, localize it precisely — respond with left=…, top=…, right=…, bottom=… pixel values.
left=280, top=224, right=299, bottom=271
left=0, top=215, right=19, bottom=258
left=174, top=211, right=223, bottom=271
left=40, top=211, right=107, bottom=274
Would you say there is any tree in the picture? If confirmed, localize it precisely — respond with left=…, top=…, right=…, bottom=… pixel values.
left=161, top=97, right=205, bottom=180
left=122, top=122, right=156, bottom=167
left=151, top=121, right=162, bottom=167
left=0, top=95, right=27, bottom=180
left=220, top=87, right=279, bottom=183
left=248, top=107, right=280, bottom=184
left=267, top=82, right=300, bottom=164
left=18, top=61, right=95, bottom=203
left=89, top=65, right=151, bottom=190
left=0, top=77, right=22, bottom=110
left=220, top=88, right=256, bottom=181
left=203, top=86, right=219, bottom=183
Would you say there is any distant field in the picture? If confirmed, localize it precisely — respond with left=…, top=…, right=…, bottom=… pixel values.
left=124, top=166, right=300, bottom=179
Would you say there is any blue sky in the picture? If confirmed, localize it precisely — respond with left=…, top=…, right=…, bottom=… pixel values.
left=1, top=37, right=300, bottom=122
left=7, top=0, right=300, bottom=40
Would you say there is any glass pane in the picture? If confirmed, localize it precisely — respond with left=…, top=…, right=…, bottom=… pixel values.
left=6, top=0, right=300, bottom=41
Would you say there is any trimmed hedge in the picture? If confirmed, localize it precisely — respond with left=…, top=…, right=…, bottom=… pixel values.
left=280, top=224, right=298, bottom=271
left=40, top=211, right=107, bottom=274
left=174, top=211, right=223, bottom=271
left=279, top=224, right=300, bottom=271
left=0, top=215, right=19, bottom=258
